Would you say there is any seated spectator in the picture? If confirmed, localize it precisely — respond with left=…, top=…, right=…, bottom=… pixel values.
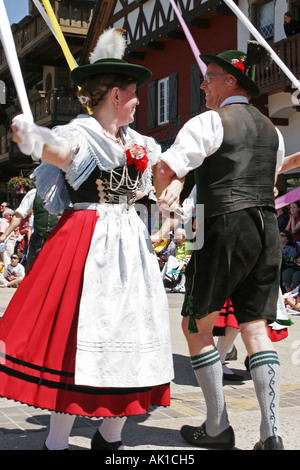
left=153, top=234, right=176, bottom=271
left=285, top=285, right=300, bottom=312
left=0, top=254, right=25, bottom=288
left=285, top=201, right=300, bottom=242
left=281, top=229, right=300, bottom=291
left=276, top=207, right=288, bottom=232
left=161, top=228, right=193, bottom=292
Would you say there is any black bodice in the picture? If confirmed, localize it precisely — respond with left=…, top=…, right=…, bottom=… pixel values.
left=64, top=165, right=142, bottom=206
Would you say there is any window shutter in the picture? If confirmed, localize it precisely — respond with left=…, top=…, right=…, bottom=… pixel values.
left=147, top=81, right=156, bottom=129
left=191, top=63, right=202, bottom=116
left=169, top=71, right=177, bottom=122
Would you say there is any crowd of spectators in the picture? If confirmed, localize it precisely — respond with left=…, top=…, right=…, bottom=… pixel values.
left=0, top=201, right=26, bottom=288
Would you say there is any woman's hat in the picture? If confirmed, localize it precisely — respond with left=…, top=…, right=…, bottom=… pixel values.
left=71, top=28, right=152, bottom=87
left=201, top=42, right=270, bottom=98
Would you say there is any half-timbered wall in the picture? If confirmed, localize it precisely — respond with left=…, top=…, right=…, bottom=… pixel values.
left=102, top=1, right=236, bottom=140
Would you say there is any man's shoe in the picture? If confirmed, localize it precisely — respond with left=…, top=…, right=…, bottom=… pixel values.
left=253, top=436, right=284, bottom=450
left=91, top=429, right=123, bottom=450
left=180, top=423, right=235, bottom=449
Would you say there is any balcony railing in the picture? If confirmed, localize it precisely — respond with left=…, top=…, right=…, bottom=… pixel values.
left=0, top=89, right=83, bottom=161
left=256, top=33, right=300, bottom=95
left=0, top=3, right=93, bottom=68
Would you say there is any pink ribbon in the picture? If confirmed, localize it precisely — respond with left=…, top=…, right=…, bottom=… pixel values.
left=169, top=0, right=207, bottom=76
left=275, top=186, right=300, bottom=209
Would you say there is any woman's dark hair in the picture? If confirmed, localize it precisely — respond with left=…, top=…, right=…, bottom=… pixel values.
left=77, top=73, right=137, bottom=109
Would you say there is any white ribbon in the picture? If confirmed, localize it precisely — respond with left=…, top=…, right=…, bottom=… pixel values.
left=0, top=0, right=33, bottom=122
left=32, top=0, right=59, bottom=43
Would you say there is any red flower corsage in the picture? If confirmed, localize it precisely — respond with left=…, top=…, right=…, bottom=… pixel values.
left=230, top=59, right=245, bottom=73
left=124, top=144, right=149, bottom=172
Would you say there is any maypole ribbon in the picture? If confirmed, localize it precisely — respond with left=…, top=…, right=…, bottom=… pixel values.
left=223, top=0, right=300, bottom=94
left=38, top=0, right=93, bottom=114
left=169, top=0, right=207, bottom=76
left=32, top=0, right=59, bottom=46
left=0, top=0, right=33, bottom=122
left=32, top=0, right=78, bottom=67
left=275, top=186, right=300, bottom=210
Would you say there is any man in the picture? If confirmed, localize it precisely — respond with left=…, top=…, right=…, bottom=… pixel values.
left=0, top=254, right=25, bottom=288
left=0, top=189, right=59, bottom=272
left=0, top=208, right=20, bottom=266
left=158, top=50, right=285, bottom=450
left=0, top=202, right=9, bottom=218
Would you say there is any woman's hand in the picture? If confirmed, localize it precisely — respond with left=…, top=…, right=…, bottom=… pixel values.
left=157, top=177, right=184, bottom=212
left=11, top=122, right=22, bottom=145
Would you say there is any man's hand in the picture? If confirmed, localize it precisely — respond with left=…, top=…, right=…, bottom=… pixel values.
left=157, top=177, right=184, bottom=212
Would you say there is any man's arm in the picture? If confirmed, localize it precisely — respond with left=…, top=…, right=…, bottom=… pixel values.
left=279, top=152, right=300, bottom=174
left=0, top=214, right=23, bottom=243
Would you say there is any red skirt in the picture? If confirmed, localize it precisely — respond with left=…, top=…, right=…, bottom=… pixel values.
left=213, top=298, right=238, bottom=335
left=213, top=298, right=288, bottom=342
left=0, top=209, right=170, bottom=417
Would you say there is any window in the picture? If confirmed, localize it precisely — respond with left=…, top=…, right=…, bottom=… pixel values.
left=147, top=72, right=177, bottom=129
left=254, top=1, right=274, bottom=44
left=191, top=64, right=206, bottom=116
left=0, top=81, right=5, bottom=105
left=158, top=77, right=169, bottom=125
left=290, top=0, right=300, bottom=21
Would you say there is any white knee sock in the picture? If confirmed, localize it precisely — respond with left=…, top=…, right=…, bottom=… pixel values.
left=249, top=351, right=281, bottom=442
left=45, top=412, right=76, bottom=450
left=191, top=349, right=230, bottom=436
left=98, top=416, right=127, bottom=449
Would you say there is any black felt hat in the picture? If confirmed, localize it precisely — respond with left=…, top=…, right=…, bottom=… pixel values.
left=70, top=28, right=152, bottom=87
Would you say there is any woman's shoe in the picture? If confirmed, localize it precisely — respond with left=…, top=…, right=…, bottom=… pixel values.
left=91, top=429, right=123, bottom=450
left=42, top=442, right=68, bottom=450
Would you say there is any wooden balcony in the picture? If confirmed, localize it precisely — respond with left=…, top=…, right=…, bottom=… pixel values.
left=0, top=2, right=94, bottom=75
left=256, top=33, right=300, bottom=96
left=0, top=89, right=83, bottom=165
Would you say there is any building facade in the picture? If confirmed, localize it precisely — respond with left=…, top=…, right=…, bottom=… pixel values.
left=1, top=0, right=300, bottom=204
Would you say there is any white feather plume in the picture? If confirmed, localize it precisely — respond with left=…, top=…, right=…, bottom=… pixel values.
left=89, top=28, right=127, bottom=64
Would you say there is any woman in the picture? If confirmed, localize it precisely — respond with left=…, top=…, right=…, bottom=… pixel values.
left=0, top=29, right=180, bottom=450
left=286, top=201, right=300, bottom=242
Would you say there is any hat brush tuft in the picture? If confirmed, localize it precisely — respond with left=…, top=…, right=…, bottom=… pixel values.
left=89, top=28, right=127, bottom=64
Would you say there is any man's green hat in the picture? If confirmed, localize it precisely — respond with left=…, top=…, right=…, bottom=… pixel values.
left=201, top=44, right=268, bottom=98
left=70, top=28, right=151, bottom=87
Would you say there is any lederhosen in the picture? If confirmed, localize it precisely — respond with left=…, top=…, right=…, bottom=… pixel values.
left=182, top=104, right=282, bottom=331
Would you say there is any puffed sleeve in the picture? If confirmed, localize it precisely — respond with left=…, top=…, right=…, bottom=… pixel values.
left=160, top=111, right=224, bottom=178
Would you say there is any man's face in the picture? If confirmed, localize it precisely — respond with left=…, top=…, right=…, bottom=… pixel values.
left=0, top=203, right=7, bottom=213
left=4, top=213, right=12, bottom=222
left=10, top=255, right=19, bottom=266
left=200, top=63, right=231, bottom=110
